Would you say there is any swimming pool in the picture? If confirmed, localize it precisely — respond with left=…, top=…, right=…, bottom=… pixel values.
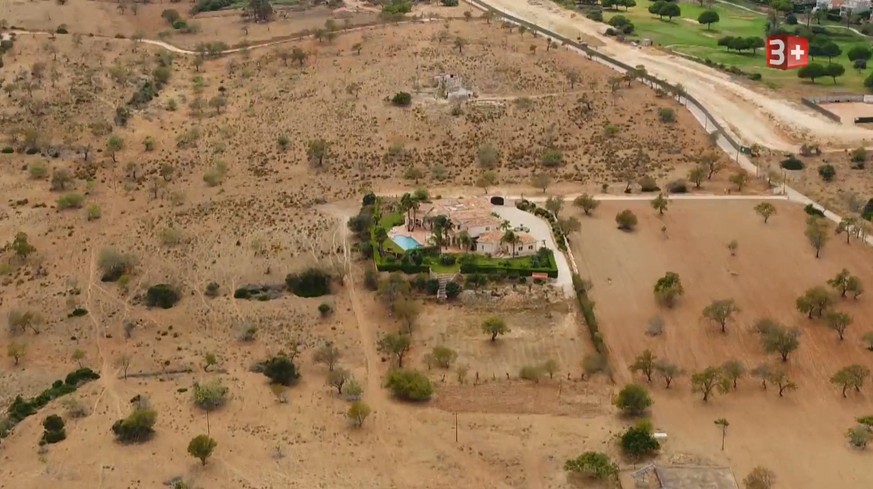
left=391, top=235, right=422, bottom=251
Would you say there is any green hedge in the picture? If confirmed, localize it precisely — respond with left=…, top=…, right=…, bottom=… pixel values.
left=3, top=368, right=100, bottom=438
left=572, top=274, right=606, bottom=355
left=460, top=262, right=558, bottom=278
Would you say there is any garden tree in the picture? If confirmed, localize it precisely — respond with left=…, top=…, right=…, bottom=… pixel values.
left=768, top=369, right=797, bottom=397
left=347, top=401, right=371, bottom=427
left=313, top=342, right=341, bottom=371
left=795, top=286, right=834, bottom=319
left=798, top=63, right=825, bottom=83
left=702, top=299, right=741, bottom=334
left=482, top=316, right=510, bottom=341
left=454, top=36, right=466, bottom=54
left=653, top=272, right=684, bottom=307
left=836, top=217, right=857, bottom=244
left=828, top=269, right=863, bottom=299
left=545, top=196, right=564, bottom=217
left=377, top=332, right=411, bottom=367
left=613, top=383, right=653, bottom=415
left=263, top=355, right=300, bottom=385
left=654, top=360, right=682, bottom=388
left=692, top=366, right=730, bottom=402
left=573, top=193, right=600, bottom=215
left=698, top=10, right=719, bottom=29
left=106, top=135, right=124, bottom=163
left=847, top=425, right=872, bottom=449
left=824, top=63, right=845, bottom=83
left=754, top=202, right=776, bottom=223
left=721, top=360, right=745, bottom=390
left=729, top=171, right=749, bottom=191
left=824, top=310, right=852, bottom=340
left=831, top=364, right=870, bottom=397
left=688, top=165, right=706, bottom=188
left=805, top=216, right=829, bottom=258
left=373, top=227, right=388, bottom=256
left=7, top=341, right=26, bottom=365
left=291, top=47, right=307, bottom=66
left=563, top=451, right=618, bottom=481
left=476, top=171, right=498, bottom=193
left=743, top=466, right=776, bottom=489
left=620, top=420, right=660, bottom=458
left=615, top=209, right=638, bottom=230
left=327, top=368, right=351, bottom=394
left=393, top=299, right=421, bottom=334
left=187, top=434, right=217, bottom=466
left=629, top=349, right=656, bottom=383
left=650, top=193, right=669, bottom=215
left=660, top=2, right=681, bottom=20
left=761, top=324, right=800, bottom=362
left=307, top=139, right=331, bottom=167
left=531, top=172, right=552, bottom=193
left=11, top=232, right=36, bottom=261
left=477, top=143, right=499, bottom=168
left=385, top=368, right=433, bottom=401
left=849, top=45, right=872, bottom=62
left=557, top=216, right=582, bottom=235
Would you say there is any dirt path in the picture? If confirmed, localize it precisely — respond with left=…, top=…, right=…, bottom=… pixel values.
left=472, top=0, right=872, bottom=150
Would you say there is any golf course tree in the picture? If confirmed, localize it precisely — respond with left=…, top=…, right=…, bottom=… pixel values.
left=717, top=36, right=765, bottom=54
left=653, top=1, right=680, bottom=20
left=698, top=10, right=719, bottom=30
left=653, top=272, right=684, bottom=307
left=810, top=40, right=841, bottom=62
left=823, top=63, right=846, bottom=84
left=798, top=63, right=826, bottom=84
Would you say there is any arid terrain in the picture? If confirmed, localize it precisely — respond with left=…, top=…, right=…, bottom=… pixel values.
left=2, top=1, right=873, bottom=488
left=568, top=199, right=873, bottom=489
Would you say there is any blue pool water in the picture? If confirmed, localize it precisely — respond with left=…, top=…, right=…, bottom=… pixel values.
left=392, top=235, right=422, bottom=251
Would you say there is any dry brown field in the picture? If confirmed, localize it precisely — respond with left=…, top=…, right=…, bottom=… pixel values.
left=567, top=199, right=873, bottom=489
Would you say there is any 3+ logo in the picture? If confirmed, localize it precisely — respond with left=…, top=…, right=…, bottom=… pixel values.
left=766, top=35, right=809, bottom=70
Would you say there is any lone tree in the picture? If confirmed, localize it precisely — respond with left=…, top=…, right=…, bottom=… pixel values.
left=795, top=286, right=834, bottom=319
left=313, top=341, right=341, bottom=371
left=824, top=310, right=852, bottom=340
left=614, top=383, right=653, bottom=416
left=805, top=216, right=829, bottom=258
left=688, top=166, right=706, bottom=188
left=327, top=368, right=351, bottom=394
left=691, top=366, right=730, bottom=402
left=11, top=232, right=36, bottom=261
left=307, top=139, right=331, bottom=167
left=754, top=202, right=776, bottom=223
left=743, top=466, right=776, bottom=489
left=574, top=194, right=600, bottom=215
left=564, top=451, right=618, bottom=481
left=828, top=269, right=864, bottom=299
left=831, top=364, right=870, bottom=397
left=347, top=401, right=371, bottom=427
left=187, top=434, right=217, bottom=466
left=629, top=349, right=656, bottom=383
left=377, top=332, right=411, bottom=367
left=698, top=10, right=719, bottom=29
left=654, top=360, right=682, bottom=388
left=651, top=193, right=669, bottom=215
left=615, top=209, right=638, bottom=230
left=653, top=272, right=684, bottom=307
left=760, top=324, right=800, bottom=362
left=482, top=316, right=510, bottom=342
left=702, top=299, right=741, bottom=334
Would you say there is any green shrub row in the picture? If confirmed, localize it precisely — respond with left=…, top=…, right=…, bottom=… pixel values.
left=3, top=368, right=100, bottom=437
left=572, top=274, right=606, bottom=355
left=460, top=262, right=557, bottom=278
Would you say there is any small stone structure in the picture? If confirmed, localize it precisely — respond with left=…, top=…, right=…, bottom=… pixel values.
left=433, top=73, right=475, bottom=102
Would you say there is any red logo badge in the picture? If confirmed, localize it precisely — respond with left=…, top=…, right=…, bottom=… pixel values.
left=766, top=35, right=809, bottom=70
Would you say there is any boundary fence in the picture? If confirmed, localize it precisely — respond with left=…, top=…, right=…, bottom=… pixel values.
left=800, top=97, right=842, bottom=122
left=466, top=0, right=743, bottom=152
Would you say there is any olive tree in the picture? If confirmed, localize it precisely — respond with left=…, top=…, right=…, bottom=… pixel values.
left=313, top=341, right=341, bottom=371
left=629, top=349, right=656, bottom=383
left=653, top=272, right=683, bottom=307
left=743, top=466, right=776, bottom=489
left=795, top=286, right=833, bottom=319
left=831, top=364, right=870, bottom=397
left=482, top=317, right=510, bottom=341
left=760, top=324, right=800, bottom=362
left=721, top=359, right=745, bottom=390
left=654, top=360, right=682, bottom=388
left=691, top=366, right=730, bottom=402
left=754, top=202, right=776, bottom=223
left=573, top=193, right=599, bottom=215
left=828, top=269, right=863, bottom=299
left=187, top=434, right=217, bottom=465
left=613, top=383, right=653, bottom=415
left=805, top=216, right=829, bottom=258
left=377, top=333, right=411, bottom=367
left=825, top=310, right=852, bottom=340
left=702, top=299, right=740, bottom=334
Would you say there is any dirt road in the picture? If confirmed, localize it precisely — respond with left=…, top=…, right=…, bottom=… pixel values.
left=474, top=0, right=873, bottom=151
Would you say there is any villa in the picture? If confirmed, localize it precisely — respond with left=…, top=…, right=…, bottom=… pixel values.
left=391, top=197, right=543, bottom=256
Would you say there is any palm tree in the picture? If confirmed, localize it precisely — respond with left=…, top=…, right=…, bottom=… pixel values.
left=400, top=193, right=413, bottom=231
left=457, top=230, right=471, bottom=253
left=374, top=227, right=388, bottom=256
left=501, top=230, right=519, bottom=257
left=431, top=215, right=451, bottom=252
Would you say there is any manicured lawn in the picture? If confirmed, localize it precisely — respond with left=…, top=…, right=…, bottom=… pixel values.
left=603, top=0, right=872, bottom=90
